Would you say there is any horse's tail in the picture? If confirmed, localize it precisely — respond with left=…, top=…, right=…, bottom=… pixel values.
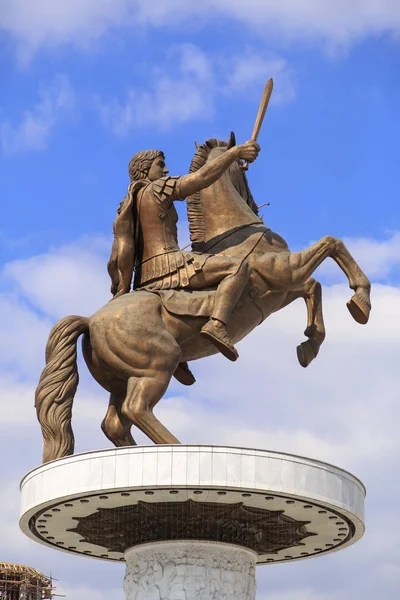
left=35, top=315, right=89, bottom=463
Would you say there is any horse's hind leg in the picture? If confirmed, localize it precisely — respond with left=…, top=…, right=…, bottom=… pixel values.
left=288, top=236, right=371, bottom=324
left=101, top=389, right=136, bottom=447
left=82, top=333, right=136, bottom=447
left=121, top=338, right=182, bottom=444
left=122, top=374, right=181, bottom=444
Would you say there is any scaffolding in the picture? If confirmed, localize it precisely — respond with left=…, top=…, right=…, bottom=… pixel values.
left=0, top=563, right=55, bottom=600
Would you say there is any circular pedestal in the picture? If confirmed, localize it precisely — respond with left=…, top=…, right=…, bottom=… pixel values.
left=124, top=541, right=257, bottom=600
left=20, top=445, right=365, bottom=566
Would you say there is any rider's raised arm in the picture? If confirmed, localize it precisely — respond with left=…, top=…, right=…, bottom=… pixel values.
left=176, top=141, right=260, bottom=200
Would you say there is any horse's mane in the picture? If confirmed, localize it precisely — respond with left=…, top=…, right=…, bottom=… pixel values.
left=187, top=138, right=259, bottom=248
left=187, top=139, right=226, bottom=247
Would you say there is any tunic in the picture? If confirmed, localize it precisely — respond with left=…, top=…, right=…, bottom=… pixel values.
left=133, top=176, right=208, bottom=290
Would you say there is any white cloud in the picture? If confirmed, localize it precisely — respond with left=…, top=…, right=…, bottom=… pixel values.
left=98, top=44, right=215, bottom=133
left=0, top=74, right=75, bottom=154
left=0, top=373, right=107, bottom=427
left=0, top=293, right=52, bottom=375
left=210, top=0, right=400, bottom=47
left=3, top=235, right=110, bottom=318
left=224, top=49, right=295, bottom=104
left=258, top=591, right=335, bottom=600
left=57, top=584, right=123, bottom=600
left=0, top=231, right=400, bottom=599
left=0, top=480, right=32, bottom=554
left=159, top=283, right=400, bottom=470
left=2, top=0, right=400, bottom=60
left=98, top=43, right=293, bottom=133
left=317, top=231, right=400, bottom=281
left=0, top=0, right=132, bottom=63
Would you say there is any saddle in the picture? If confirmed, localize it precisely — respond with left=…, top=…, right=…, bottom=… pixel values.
left=144, top=283, right=263, bottom=320
left=147, top=288, right=215, bottom=318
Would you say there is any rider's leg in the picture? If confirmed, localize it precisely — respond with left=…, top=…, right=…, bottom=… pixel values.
left=189, top=256, right=252, bottom=361
left=190, top=256, right=251, bottom=320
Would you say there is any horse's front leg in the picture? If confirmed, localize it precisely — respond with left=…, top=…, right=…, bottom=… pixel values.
left=276, top=278, right=326, bottom=368
left=288, top=236, right=371, bottom=325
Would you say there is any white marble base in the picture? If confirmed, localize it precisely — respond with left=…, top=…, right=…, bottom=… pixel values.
left=20, top=445, right=365, bottom=564
left=124, top=541, right=257, bottom=600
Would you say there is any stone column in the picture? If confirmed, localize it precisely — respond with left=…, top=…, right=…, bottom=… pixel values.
left=124, top=541, right=257, bottom=600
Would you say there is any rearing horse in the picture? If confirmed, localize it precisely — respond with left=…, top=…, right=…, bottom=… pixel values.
left=36, top=135, right=371, bottom=463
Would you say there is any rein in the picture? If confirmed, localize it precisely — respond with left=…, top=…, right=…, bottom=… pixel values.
left=181, top=221, right=268, bottom=253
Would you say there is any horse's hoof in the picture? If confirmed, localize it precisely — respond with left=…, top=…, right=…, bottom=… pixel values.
left=173, top=362, right=196, bottom=386
left=347, top=293, right=371, bottom=325
left=296, top=339, right=319, bottom=368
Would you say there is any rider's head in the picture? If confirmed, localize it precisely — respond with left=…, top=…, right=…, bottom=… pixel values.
left=128, top=150, right=168, bottom=182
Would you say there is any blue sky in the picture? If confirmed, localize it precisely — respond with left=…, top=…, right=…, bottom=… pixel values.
left=1, top=2, right=400, bottom=600
left=2, top=12, right=400, bottom=259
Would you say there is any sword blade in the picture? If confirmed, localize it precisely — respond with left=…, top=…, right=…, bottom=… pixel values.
left=251, top=78, right=273, bottom=141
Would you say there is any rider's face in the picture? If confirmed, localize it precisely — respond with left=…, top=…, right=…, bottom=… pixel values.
left=148, top=156, right=169, bottom=181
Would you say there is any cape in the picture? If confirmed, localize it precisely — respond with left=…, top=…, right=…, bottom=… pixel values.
left=107, top=181, right=148, bottom=298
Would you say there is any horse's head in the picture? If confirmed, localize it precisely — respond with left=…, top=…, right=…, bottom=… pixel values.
left=191, top=132, right=258, bottom=215
left=188, top=133, right=261, bottom=248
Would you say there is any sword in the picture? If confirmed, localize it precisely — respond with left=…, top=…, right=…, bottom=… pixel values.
left=243, top=78, right=273, bottom=170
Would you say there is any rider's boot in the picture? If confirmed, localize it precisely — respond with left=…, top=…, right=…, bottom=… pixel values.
left=199, top=260, right=251, bottom=361
left=200, top=318, right=239, bottom=362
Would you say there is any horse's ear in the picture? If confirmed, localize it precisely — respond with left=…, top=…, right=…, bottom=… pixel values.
left=226, top=131, right=236, bottom=150
left=194, top=141, right=199, bottom=149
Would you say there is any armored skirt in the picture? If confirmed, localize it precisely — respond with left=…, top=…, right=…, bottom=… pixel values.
left=135, top=250, right=209, bottom=290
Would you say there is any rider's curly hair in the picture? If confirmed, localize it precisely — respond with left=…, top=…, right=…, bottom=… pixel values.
left=128, top=149, right=164, bottom=182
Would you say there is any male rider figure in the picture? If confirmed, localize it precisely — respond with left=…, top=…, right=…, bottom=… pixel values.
left=108, top=139, right=260, bottom=363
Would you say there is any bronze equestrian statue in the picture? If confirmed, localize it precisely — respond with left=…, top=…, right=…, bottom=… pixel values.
left=108, top=141, right=260, bottom=366
left=35, top=90, right=371, bottom=463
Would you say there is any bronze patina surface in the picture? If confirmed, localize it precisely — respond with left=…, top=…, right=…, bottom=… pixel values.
left=35, top=80, right=371, bottom=463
